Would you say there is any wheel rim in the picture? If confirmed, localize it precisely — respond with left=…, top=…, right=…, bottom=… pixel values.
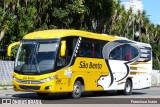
left=74, top=85, right=81, bottom=95
left=126, top=83, right=131, bottom=93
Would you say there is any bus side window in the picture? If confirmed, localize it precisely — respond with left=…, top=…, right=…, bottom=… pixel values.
left=57, top=37, right=78, bottom=69
left=78, top=39, right=105, bottom=58
left=78, top=40, right=93, bottom=58
left=109, top=47, right=122, bottom=60
left=125, top=49, right=132, bottom=61
left=95, top=43, right=103, bottom=58
left=125, top=45, right=139, bottom=61
left=109, top=44, right=139, bottom=61
left=145, top=47, right=151, bottom=61
left=139, top=47, right=151, bottom=62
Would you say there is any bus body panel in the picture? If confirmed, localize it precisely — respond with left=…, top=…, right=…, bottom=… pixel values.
left=13, top=57, right=109, bottom=92
left=70, top=57, right=109, bottom=91
left=130, top=60, right=152, bottom=89
left=11, top=29, right=152, bottom=95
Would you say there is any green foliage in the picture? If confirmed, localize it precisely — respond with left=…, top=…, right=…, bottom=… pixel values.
left=10, top=45, right=19, bottom=60
left=153, top=58, right=160, bottom=70
left=0, top=0, right=160, bottom=69
left=0, top=0, right=115, bottom=48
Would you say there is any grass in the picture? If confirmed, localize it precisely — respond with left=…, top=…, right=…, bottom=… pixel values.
left=0, top=83, right=12, bottom=90
left=3, top=87, right=8, bottom=90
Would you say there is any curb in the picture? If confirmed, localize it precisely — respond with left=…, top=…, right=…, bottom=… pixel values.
left=151, top=86, right=160, bottom=87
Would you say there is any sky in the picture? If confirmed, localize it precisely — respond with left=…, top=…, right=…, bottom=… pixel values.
left=121, top=0, right=160, bottom=25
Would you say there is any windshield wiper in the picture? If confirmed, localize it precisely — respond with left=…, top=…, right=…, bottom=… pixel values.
left=20, top=42, right=41, bottom=74
left=33, top=53, right=41, bottom=74
left=20, top=64, right=28, bottom=72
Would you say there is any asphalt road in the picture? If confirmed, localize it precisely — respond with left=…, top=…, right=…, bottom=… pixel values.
left=0, top=87, right=160, bottom=104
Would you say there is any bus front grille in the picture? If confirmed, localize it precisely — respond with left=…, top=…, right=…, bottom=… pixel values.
left=19, top=85, right=40, bottom=90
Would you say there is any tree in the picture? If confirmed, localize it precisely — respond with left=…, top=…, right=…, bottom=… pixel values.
left=83, top=0, right=115, bottom=33
left=151, top=25, right=160, bottom=70
left=0, top=0, right=116, bottom=60
left=0, top=0, right=160, bottom=70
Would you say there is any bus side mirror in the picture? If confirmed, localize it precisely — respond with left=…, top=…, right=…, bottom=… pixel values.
left=60, top=41, right=66, bottom=57
left=7, top=42, right=20, bottom=57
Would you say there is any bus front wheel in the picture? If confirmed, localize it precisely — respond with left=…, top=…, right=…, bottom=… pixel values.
left=70, top=81, right=83, bottom=99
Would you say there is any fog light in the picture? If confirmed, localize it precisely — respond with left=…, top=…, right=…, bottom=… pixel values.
left=45, top=86, right=52, bottom=90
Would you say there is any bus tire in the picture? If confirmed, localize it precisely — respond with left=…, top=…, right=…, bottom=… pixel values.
left=37, top=93, right=49, bottom=98
left=124, top=79, right=132, bottom=95
left=70, top=81, right=83, bottom=99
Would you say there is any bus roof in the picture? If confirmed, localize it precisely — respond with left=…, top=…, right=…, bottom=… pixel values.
left=23, top=29, right=119, bottom=41
left=22, top=29, right=151, bottom=47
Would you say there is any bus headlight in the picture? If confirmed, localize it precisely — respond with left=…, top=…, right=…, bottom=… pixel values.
left=13, top=77, right=21, bottom=83
left=40, top=76, right=56, bottom=83
left=13, top=76, right=56, bottom=84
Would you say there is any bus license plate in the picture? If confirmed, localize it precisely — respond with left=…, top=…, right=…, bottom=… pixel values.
left=26, top=89, right=33, bottom=92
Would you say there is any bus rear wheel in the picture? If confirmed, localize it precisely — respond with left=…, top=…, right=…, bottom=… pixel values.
left=70, top=81, right=83, bottom=99
left=117, top=80, right=132, bottom=95
left=124, top=80, right=132, bottom=95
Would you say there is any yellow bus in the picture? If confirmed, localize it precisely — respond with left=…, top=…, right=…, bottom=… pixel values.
left=8, top=29, right=152, bottom=98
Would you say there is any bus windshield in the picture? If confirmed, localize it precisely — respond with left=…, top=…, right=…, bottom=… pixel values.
left=14, top=39, right=59, bottom=75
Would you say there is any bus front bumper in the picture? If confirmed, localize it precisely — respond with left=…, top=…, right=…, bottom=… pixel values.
left=13, top=80, right=56, bottom=93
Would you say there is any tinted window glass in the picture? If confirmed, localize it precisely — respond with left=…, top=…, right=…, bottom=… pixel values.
left=78, top=39, right=105, bottom=58
left=78, top=40, right=93, bottom=58
left=56, top=37, right=78, bottom=70
left=109, top=44, right=139, bottom=61
left=138, top=47, right=151, bottom=62
left=95, top=43, right=103, bottom=58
